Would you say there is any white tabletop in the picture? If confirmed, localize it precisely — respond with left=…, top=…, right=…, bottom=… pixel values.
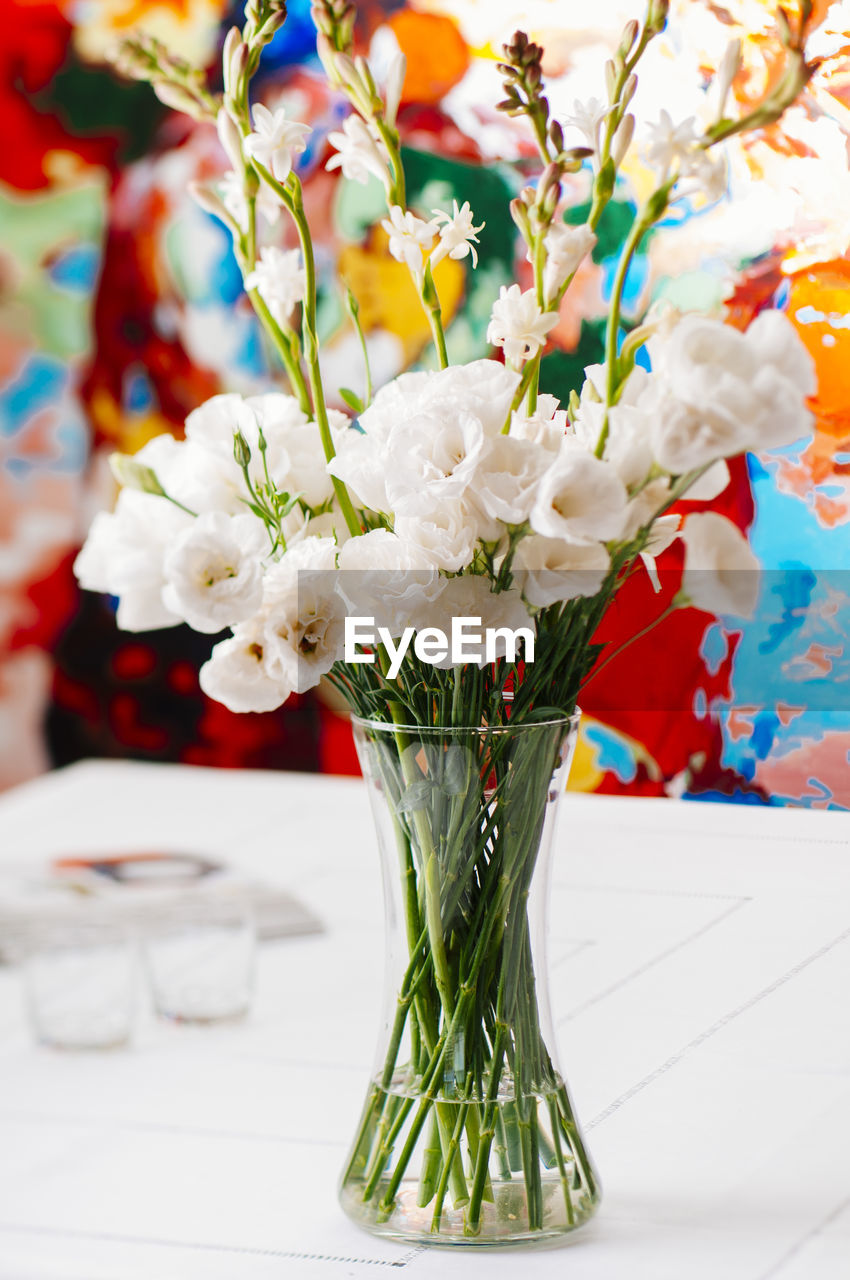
left=0, top=761, right=848, bottom=1280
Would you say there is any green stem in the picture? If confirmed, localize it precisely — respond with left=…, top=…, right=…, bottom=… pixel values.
left=252, top=161, right=361, bottom=537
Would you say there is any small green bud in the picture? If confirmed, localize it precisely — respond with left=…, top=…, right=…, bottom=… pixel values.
left=109, top=453, right=167, bottom=497
left=233, top=429, right=252, bottom=469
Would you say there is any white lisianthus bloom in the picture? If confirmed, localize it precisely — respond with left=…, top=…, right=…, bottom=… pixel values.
left=647, top=310, right=815, bottom=470
left=199, top=623, right=290, bottom=714
left=326, top=114, right=391, bottom=187
left=162, top=512, right=267, bottom=634
left=539, top=221, right=596, bottom=301
left=244, top=247, right=306, bottom=326
left=680, top=512, right=760, bottom=619
left=639, top=514, right=682, bottom=592
left=572, top=365, right=655, bottom=489
left=74, top=490, right=193, bottom=632
left=745, top=309, right=817, bottom=401
left=248, top=395, right=348, bottom=509
left=338, top=528, right=442, bottom=637
left=381, top=206, right=438, bottom=278
left=509, top=396, right=566, bottom=452
left=531, top=439, right=629, bottom=544
left=513, top=535, right=610, bottom=608
left=385, top=412, right=487, bottom=511
left=394, top=495, right=479, bottom=573
left=487, top=285, right=559, bottom=366
left=414, top=575, right=533, bottom=669
left=468, top=435, right=551, bottom=528
left=328, top=361, right=520, bottom=513
left=132, top=432, right=240, bottom=516
left=261, top=538, right=345, bottom=693
left=244, top=103, right=311, bottom=183
left=430, top=201, right=484, bottom=269
left=682, top=459, right=731, bottom=502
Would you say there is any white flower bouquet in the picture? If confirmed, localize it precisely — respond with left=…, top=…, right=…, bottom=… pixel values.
left=75, top=0, right=819, bottom=1245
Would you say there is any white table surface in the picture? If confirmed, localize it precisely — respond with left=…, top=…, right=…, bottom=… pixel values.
left=0, top=760, right=848, bottom=1280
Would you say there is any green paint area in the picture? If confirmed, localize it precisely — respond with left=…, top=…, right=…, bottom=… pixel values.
left=37, top=60, right=165, bottom=166
left=539, top=321, right=606, bottom=402
left=401, top=149, right=517, bottom=270
left=0, top=178, right=107, bottom=359
left=563, top=196, right=639, bottom=264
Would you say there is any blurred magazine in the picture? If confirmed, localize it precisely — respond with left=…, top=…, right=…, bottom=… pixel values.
left=0, top=850, right=322, bottom=962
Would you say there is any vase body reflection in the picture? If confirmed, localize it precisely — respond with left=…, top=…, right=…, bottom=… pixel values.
left=339, top=714, right=601, bottom=1247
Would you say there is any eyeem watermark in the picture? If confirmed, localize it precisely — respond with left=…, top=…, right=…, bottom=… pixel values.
left=345, top=616, right=535, bottom=678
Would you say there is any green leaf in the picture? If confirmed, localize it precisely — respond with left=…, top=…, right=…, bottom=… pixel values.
left=396, top=779, right=434, bottom=814
left=339, top=387, right=364, bottom=414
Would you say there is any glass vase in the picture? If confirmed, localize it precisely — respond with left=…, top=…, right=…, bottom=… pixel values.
left=339, top=713, right=601, bottom=1247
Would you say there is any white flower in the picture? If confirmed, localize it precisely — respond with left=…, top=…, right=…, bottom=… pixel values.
left=539, top=221, right=596, bottom=301
left=162, top=512, right=267, bottom=634
left=329, top=360, right=520, bottom=514
left=244, top=247, right=305, bottom=326
left=219, top=170, right=281, bottom=231
left=509, top=396, right=566, bottom=452
left=413, top=576, right=533, bottom=669
left=337, top=528, right=442, bottom=637
left=681, top=149, right=727, bottom=203
left=380, top=206, right=438, bottom=278
left=384, top=50, right=406, bottom=127
left=384, top=412, right=487, bottom=512
left=244, top=103, right=311, bottom=183
left=646, top=110, right=699, bottom=177
left=745, top=309, right=817, bottom=400
left=260, top=539, right=346, bottom=693
left=430, top=201, right=484, bottom=268
left=639, top=514, right=682, bottom=592
left=513, top=535, right=610, bottom=608
left=564, top=97, right=612, bottom=157
left=486, top=285, right=559, bottom=366
left=394, top=495, right=478, bottom=573
left=647, top=310, right=815, bottom=471
left=73, top=490, right=192, bottom=632
left=468, top=435, right=550, bottom=529
left=531, top=438, right=629, bottom=544
left=326, top=114, right=391, bottom=187
left=682, top=460, right=730, bottom=502
left=199, top=623, right=290, bottom=714
left=572, top=365, right=655, bottom=489
left=680, top=512, right=760, bottom=619
left=133, top=431, right=241, bottom=517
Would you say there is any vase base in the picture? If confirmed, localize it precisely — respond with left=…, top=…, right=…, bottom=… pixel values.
left=339, top=1175, right=600, bottom=1249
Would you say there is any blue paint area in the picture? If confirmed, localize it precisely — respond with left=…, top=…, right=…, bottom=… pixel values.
left=682, top=788, right=770, bottom=806
left=48, top=243, right=100, bottom=293
left=1, top=355, right=66, bottom=435
left=700, top=623, right=728, bottom=675
left=584, top=723, right=638, bottom=783
left=235, top=315, right=268, bottom=379
left=199, top=215, right=245, bottom=306
left=716, top=451, right=850, bottom=801
left=758, top=565, right=815, bottom=654
left=123, top=367, right=157, bottom=414
left=256, top=0, right=319, bottom=67
left=602, top=252, right=648, bottom=311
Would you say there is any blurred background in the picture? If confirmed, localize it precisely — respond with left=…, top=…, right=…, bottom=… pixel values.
left=1, top=0, right=849, bottom=804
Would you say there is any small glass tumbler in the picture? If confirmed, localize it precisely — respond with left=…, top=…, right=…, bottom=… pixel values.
left=22, top=918, right=137, bottom=1051
left=142, top=894, right=256, bottom=1025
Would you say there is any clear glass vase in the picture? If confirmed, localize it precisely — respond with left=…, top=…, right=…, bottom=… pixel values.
left=340, top=713, right=601, bottom=1247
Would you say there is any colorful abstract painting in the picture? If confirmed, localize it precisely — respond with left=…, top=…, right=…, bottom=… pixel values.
left=2, top=0, right=849, bottom=803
